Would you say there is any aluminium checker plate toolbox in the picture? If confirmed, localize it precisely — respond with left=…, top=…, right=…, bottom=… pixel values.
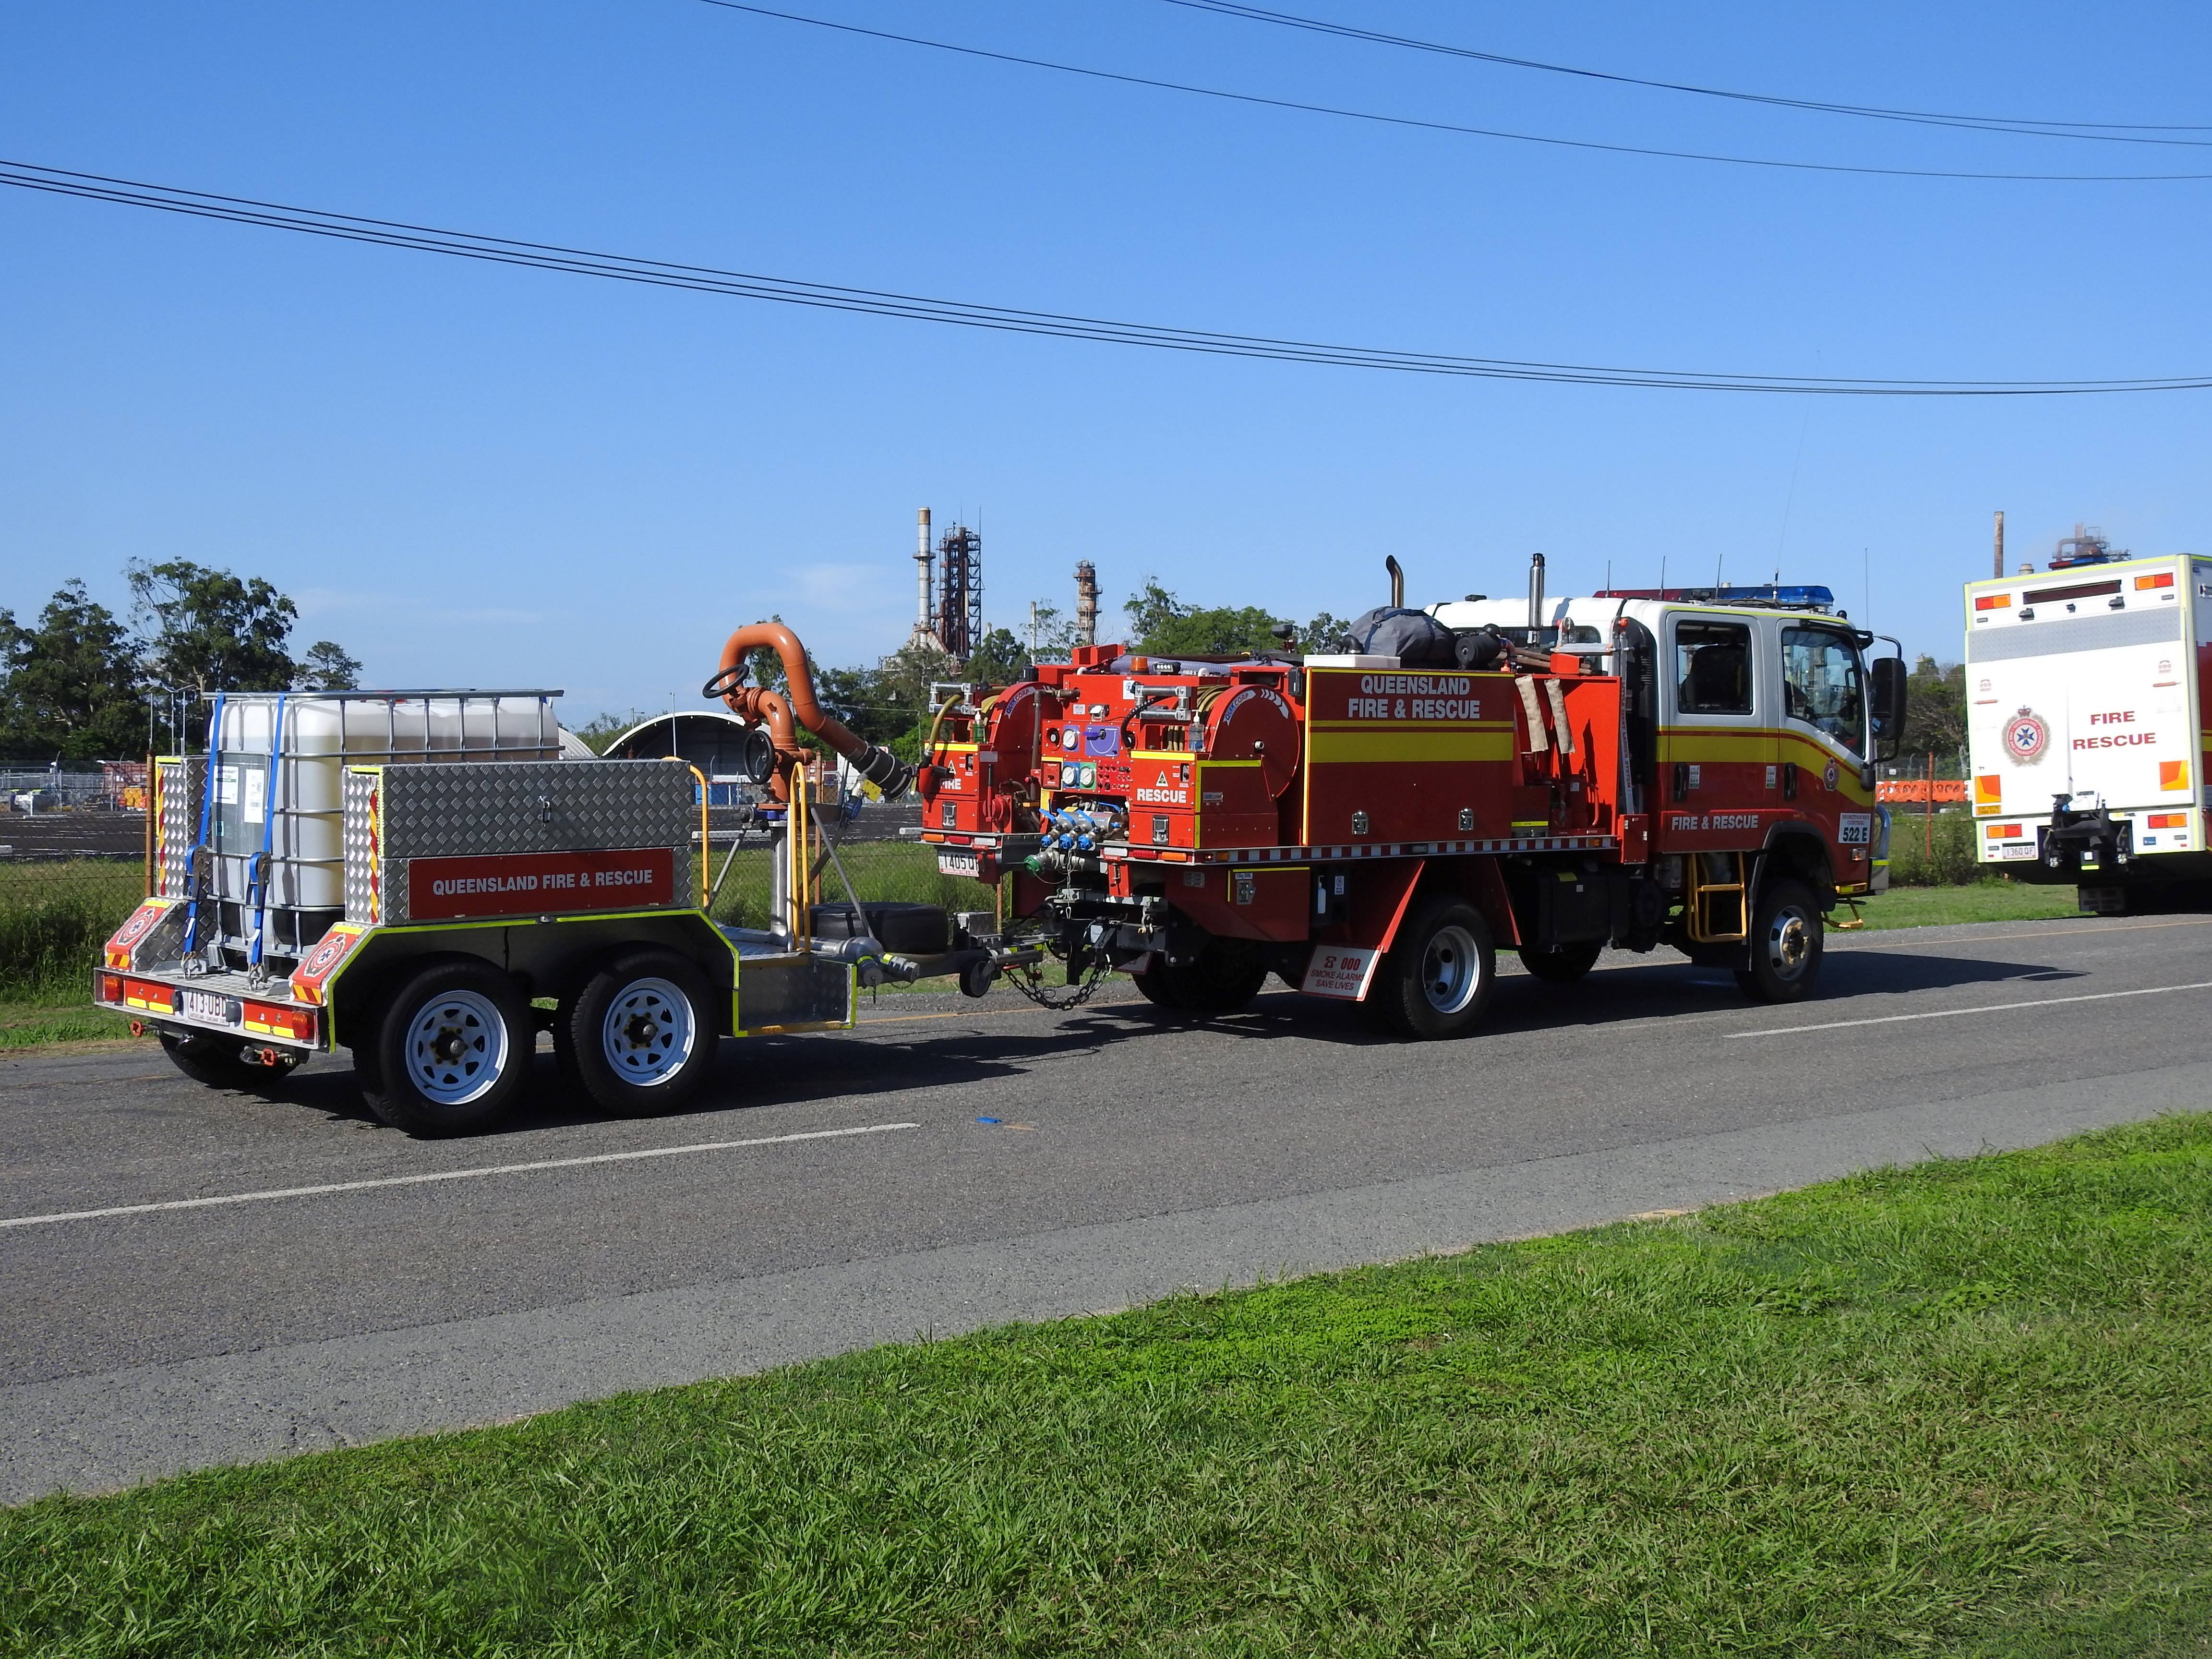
left=345, top=759, right=697, bottom=926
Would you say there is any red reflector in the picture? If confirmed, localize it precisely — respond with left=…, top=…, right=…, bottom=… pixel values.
left=97, top=971, right=123, bottom=1001
left=1973, top=593, right=2011, bottom=611
left=242, top=1000, right=314, bottom=1042
left=120, top=976, right=175, bottom=1013
left=2136, top=572, right=2176, bottom=590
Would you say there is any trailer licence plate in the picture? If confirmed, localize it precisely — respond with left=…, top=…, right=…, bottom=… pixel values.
left=937, top=851, right=981, bottom=878
left=180, top=989, right=241, bottom=1027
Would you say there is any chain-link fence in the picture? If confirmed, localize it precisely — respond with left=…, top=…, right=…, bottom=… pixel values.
left=0, top=855, right=145, bottom=999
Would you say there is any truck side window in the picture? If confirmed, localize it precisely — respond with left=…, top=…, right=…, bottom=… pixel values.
left=1780, top=626, right=1865, bottom=757
left=1674, top=621, right=1752, bottom=714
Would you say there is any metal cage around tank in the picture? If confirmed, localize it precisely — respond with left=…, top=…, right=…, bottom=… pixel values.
left=156, top=689, right=565, bottom=972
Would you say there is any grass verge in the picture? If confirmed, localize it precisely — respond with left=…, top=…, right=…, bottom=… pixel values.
left=1848, top=880, right=2084, bottom=931
left=7, top=1115, right=2210, bottom=1656
left=0, top=996, right=135, bottom=1050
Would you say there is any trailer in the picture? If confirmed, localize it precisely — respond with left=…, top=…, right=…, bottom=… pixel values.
left=906, top=562, right=1910, bottom=1034
left=94, top=683, right=1011, bottom=1136
left=1963, top=551, right=2212, bottom=909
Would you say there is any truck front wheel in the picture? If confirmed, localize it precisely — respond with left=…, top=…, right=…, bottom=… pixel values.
left=364, top=960, right=532, bottom=1136
left=558, top=950, right=718, bottom=1117
left=1735, top=879, right=1823, bottom=1003
left=1373, top=898, right=1495, bottom=1039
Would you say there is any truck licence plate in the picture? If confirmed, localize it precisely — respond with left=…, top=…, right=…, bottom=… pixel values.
left=180, top=989, right=241, bottom=1027
left=937, top=851, right=981, bottom=878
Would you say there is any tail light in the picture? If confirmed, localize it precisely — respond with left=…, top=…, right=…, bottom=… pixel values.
left=242, top=1000, right=316, bottom=1042
left=1984, top=823, right=2024, bottom=840
left=2148, top=812, right=2187, bottom=829
left=2136, top=572, right=2176, bottom=591
left=1973, top=593, right=2011, bottom=611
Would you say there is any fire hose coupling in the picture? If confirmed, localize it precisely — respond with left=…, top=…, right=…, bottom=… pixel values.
left=853, top=743, right=914, bottom=801
left=1039, top=803, right=1126, bottom=852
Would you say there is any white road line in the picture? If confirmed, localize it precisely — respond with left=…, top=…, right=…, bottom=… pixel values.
left=0, top=1122, right=921, bottom=1231
left=1731, top=979, right=2212, bottom=1039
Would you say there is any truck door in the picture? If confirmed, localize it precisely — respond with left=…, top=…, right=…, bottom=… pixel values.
left=1778, top=621, right=1875, bottom=874
left=1657, top=610, right=1773, bottom=853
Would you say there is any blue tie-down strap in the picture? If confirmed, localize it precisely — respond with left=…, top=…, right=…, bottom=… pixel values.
left=249, top=695, right=287, bottom=966
left=182, top=692, right=225, bottom=956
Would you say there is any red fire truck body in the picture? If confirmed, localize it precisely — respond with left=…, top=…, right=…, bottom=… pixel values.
left=919, top=589, right=1905, bottom=1034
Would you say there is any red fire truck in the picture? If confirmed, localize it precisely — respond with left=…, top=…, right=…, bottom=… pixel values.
left=911, top=565, right=1907, bottom=1034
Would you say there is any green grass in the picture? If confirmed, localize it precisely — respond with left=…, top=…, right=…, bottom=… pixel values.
left=0, top=997, right=135, bottom=1049
left=7, top=1115, right=2210, bottom=1657
left=1847, top=880, right=2084, bottom=931
left=0, top=858, right=144, bottom=1002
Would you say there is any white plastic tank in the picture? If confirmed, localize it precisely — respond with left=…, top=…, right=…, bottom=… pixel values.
left=210, top=691, right=560, bottom=915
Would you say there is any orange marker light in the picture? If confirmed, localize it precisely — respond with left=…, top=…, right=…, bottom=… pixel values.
left=2136, top=572, right=2176, bottom=590
left=1973, top=593, right=2012, bottom=611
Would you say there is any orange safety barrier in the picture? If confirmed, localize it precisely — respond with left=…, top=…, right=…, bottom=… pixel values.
left=1877, top=779, right=1967, bottom=805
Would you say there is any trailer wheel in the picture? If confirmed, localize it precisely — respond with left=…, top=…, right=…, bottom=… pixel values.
left=363, top=960, right=532, bottom=1136
left=1735, top=878, right=1823, bottom=1003
left=559, top=950, right=717, bottom=1117
left=1132, top=938, right=1269, bottom=1015
left=1517, top=942, right=1601, bottom=984
left=1373, top=898, right=1495, bottom=1039
left=158, top=1028, right=297, bottom=1093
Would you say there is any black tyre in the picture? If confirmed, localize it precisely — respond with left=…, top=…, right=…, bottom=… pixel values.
left=1734, top=878, right=1824, bottom=1003
left=1131, top=937, right=1269, bottom=1015
left=1517, top=942, right=1601, bottom=984
left=158, top=1028, right=296, bottom=1093
left=1371, top=897, right=1496, bottom=1040
left=362, top=959, right=532, bottom=1136
left=557, top=950, right=718, bottom=1117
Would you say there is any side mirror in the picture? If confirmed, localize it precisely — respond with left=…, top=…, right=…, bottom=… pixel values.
left=1869, top=655, right=1908, bottom=757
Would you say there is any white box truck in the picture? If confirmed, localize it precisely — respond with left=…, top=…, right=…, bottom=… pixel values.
left=1962, top=552, right=2212, bottom=909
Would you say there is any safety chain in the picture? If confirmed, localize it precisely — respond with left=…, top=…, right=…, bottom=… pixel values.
left=1006, top=958, right=1115, bottom=1012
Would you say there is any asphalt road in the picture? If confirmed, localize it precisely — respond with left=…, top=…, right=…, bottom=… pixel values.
left=6, top=911, right=2211, bottom=1503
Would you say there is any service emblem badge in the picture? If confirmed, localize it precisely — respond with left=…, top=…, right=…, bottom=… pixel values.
left=2003, top=707, right=2050, bottom=764
left=1822, top=759, right=1840, bottom=791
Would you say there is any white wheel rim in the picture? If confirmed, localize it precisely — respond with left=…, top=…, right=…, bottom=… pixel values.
left=600, top=977, right=696, bottom=1086
left=1765, top=905, right=1813, bottom=979
left=403, top=989, right=509, bottom=1106
left=1419, top=924, right=1483, bottom=1014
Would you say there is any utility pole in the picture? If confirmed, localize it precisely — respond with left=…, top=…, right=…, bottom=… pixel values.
left=1993, top=509, right=2005, bottom=580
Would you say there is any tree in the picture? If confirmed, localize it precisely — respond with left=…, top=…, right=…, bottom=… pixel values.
left=1122, top=580, right=1292, bottom=658
left=1898, top=656, right=1967, bottom=769
left=0, top=581, right=149, bottom=762
left=966, top=627, right=1032, bottom=687
left=129, top=559, right=299, bottom=693
left=296, top=640, right=362, bottom=690
left=570, top=709, right=650, bottom=755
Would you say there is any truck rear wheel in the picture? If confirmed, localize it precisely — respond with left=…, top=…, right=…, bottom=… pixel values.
left=363, top=960, right=532, bottom=1136
left=558, top=950, right=718, bottom=1117
left=1373, top=898, right=1495, bottom=1039
left=1735, top=878, right=1823, bottom=1003
left=1517, top=942, right=1601, bottom=983
left=1132, top=937, right=1269, bottom=1015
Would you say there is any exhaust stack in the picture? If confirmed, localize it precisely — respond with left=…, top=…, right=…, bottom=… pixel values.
left=1385, top=555, right=1404, bottom=609
left=1527, top=552, right=1547, bottom=631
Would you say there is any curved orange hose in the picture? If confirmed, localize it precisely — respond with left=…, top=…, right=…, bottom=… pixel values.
left=716, top=623, right=872, bottom=760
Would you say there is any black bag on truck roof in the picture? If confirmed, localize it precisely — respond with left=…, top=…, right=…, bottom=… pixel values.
left=1342, top=606, right=1458, bottom=669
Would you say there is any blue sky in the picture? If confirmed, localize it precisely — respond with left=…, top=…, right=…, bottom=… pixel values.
left=4, top=1, right=2208, bottom=723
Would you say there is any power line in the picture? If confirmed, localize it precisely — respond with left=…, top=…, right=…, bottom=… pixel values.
left=5, top=158, right=2210, bottom=396
left=1158, top=0, right=2212, bottom=147
left=689, top=0, right=2212, bottom=182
